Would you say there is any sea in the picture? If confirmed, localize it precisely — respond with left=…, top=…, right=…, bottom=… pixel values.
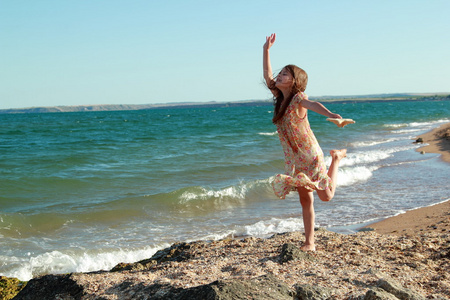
left=1, top=99, right=449, bottom=281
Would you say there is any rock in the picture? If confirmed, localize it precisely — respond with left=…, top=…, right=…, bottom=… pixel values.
left=420, top=151, right=425, bottom=155
left=175, top=274, right=294, bottom=300
left=363, top=287, right=399, bottom=299
left=414, top=138, right=424, bottom=143
left=295, top=284, right=333, bottom=300
left=279, top=243, right=316, bottom=263
left=376, top=278, right=425, bottom=300
left=111, top=241, right=207, bottom=272
left=111, top=259, right=157, bottom=272
left=14, top=273, right=294, bottom=300
left=13, top=273, right=85, bottom=300
left=0, top=276, right=27, bottom=300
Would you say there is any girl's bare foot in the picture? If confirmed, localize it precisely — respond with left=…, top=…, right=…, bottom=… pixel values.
left=330, top=149, right=347, bottom=161
left=301, top=244, right=316, bottom=251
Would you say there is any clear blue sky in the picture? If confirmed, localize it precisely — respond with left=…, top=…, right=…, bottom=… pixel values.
left=1, top=0, right=449, bottom=109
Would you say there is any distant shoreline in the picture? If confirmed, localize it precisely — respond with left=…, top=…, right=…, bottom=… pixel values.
left=1, top=93, right=449, bottom=114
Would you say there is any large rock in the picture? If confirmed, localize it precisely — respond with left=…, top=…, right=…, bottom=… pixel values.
left=111, top=241, right=207, bottom=272
left=171, top=274, right=294, bottom=300
left=13, top=273, right=84, bottom=300
left=376, top=278, right=425, bottom=300
left=13, top=273, right=295, bottom=300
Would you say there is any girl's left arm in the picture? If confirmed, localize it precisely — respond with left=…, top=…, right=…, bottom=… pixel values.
left=301, top=98, right=342, bottom=119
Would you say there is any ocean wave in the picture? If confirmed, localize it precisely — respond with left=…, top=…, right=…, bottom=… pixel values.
left=391, top=128, right=425, bottom=134
left=337, top=166, right=378, bottom=186
left=326, top=144, right=415, bottom=168
left=383, top=123, right=408, bottom=128
left=234, top=217, right=303, bottom=237
left=175, top=178, right=274, bottom=209
left=2, top=245, right=166, bottom=281
left=179, top=186, right=246, bottom=203
left=408, top=119, right=449, bottom=127
left=350, top=138, right=398, bottom=148
left=258, top=131, right=278, bottom=136
left=384, top=119, right=449, bottom=131
left=325, top=150, right=388, bottom=167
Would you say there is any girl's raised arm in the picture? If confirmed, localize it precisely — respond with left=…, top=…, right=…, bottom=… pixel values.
left=263, top=33, right=276, bottom=88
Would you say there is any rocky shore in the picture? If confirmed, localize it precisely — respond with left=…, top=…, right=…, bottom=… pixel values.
left=5, top=202, right=449, bottom=299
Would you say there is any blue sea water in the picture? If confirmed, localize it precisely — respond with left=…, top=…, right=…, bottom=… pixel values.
left=1, top=100, right=449, bottom=280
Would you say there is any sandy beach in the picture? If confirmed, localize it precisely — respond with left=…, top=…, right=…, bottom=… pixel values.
left=416, top=122, right=450, bottom=163
left=363, top=200, right=450, bottom=236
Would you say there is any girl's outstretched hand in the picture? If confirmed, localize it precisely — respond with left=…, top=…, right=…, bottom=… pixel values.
left=328, top=113, right=342, bottom=119
left=264, top=33, right=276, bottom=51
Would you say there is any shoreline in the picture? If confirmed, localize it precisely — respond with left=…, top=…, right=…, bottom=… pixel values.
left=7, top=122, right=450, bottom=298
left=362, top=199, right=450, bottom=235
left=416, top=122, right=450, bottom=163
left=360, top=122, right=450, bottom=234
left=9, top=198, right=450, bottom=299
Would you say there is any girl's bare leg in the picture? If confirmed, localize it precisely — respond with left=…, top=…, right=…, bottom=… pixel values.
left=317, top=149, right=347, bottom=202
left=297, top=187, right=316, bottom=251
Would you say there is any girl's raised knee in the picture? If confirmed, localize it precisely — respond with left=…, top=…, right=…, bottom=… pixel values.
left=317, top=190, right=333, bottom=202
left=320, top=195, right=332, bottom=202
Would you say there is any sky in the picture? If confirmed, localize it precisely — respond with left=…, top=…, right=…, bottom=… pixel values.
left=1, top=0, right=449, bottom=109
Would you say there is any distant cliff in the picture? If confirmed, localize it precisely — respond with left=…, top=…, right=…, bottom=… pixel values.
left=1, top=93, right=448, bottom=114
left=0, top=100, right=272, bottom=114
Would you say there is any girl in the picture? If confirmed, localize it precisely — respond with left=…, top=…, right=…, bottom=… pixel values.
left=263, top=33, right=347, bottom=251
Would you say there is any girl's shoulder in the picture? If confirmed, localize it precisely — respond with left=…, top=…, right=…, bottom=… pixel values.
left=292, top=92, right=308, bottom=104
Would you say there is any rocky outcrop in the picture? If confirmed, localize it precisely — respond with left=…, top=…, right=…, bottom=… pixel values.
left=154, top=274, right=295, bottom=300
left=11, top=229, right=442, bottom=299
left=111, top=241, right=208, bottom=272
left=14, top=273, right=295, bottom=300
left=12, top=272, right=426, bottom=300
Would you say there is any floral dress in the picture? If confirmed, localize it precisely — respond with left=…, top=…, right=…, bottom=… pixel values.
left=272, top=92, right=333, bottom=199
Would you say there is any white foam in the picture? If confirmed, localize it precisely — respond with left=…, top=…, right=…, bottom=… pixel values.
left=179, top=178, right=272, bottom=204
left=236, top=217, right=303, bottom=237
left=383, top=123, right=408, bottom=128
left=384, top=119, right=449, bottom=132
left=325, top=150, right=389, bottom=167
left=258, top=132, right=278, bottom=136
left=4, top=245, right=165, bottom=281
left=350, top=138, right=397, bottom=148
left=337, top=166, right=377, bottom=186
left=179, top=186, right=247, bottom=203
left=327, top=143, right=417, bottom=168
left=408, top=120, right=448, bottom=127
left=392, top=128, right=424, bottom=134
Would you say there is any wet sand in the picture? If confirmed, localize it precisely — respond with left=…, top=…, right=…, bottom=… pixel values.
left=363, top=200, right=450, bottom=236
left=416, top=122, right=450, bottom=163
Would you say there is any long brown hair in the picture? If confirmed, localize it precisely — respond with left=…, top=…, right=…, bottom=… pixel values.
left=268, top=64, right=308, bottom=124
